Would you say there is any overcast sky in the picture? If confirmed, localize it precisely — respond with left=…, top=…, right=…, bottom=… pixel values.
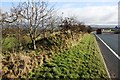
left=0, top=0, right=119, bottom=25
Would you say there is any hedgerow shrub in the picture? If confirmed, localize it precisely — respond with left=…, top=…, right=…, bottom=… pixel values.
left=2, top=36, right=18, bottom=52
left=27, top=34, right=108, bottom=79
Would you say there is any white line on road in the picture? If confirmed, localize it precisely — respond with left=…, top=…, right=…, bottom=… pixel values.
left=95, top=34, right=120, bottom=60
left=94, top=36, right=111, bottom=79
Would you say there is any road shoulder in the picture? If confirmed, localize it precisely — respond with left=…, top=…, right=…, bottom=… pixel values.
left=94, top=34, right=111, bottom=79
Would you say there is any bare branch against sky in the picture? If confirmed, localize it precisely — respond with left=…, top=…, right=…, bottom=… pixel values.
left=0, top=0, right=119, bottom=25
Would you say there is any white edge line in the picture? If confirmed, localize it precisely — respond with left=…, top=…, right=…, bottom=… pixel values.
left=95, top=34, right=120, bottom=60
left=94, top=34, right=111, bottom=79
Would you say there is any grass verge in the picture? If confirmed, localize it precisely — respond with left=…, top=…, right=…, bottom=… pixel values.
left=27, top=34, right=108, bottom=79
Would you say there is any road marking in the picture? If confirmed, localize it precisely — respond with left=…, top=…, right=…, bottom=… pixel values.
left=95, top=34, right=120, bottom=60
left=94, top=36, right=111, bottom=79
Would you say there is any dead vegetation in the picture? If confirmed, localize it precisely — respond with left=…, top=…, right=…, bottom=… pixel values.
left=0, top=0, right=93, bottom=78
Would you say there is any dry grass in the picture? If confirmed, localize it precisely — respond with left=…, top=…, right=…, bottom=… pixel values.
left=1, top=31, right=84, bottom=78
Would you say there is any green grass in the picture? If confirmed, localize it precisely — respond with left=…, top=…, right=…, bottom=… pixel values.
left=27, top=34, right=108, bottom=79
left=2, top=37, right=18, bottom=52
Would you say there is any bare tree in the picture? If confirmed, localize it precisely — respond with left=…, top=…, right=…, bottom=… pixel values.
left=14, top=0, right=54, bottom=50
left=47, top=12, right=58, bottom=33
left=0, top=7, right=19, bottom=24
left=0, top=6, right=21, bottom=52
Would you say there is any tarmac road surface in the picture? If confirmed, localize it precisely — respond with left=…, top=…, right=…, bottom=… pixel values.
left=94, top=32, right=120, bottom=79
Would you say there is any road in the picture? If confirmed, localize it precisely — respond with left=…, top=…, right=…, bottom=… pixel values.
left=94, top=32, right=120, bottom=79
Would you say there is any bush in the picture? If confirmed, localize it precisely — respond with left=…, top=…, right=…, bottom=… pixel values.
left=2, top=36, right=19, bottom=52
left=21, top=35, right=31, bottom=49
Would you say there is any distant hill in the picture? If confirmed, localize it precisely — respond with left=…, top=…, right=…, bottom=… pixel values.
left=89, top=24, right=118, bottom=28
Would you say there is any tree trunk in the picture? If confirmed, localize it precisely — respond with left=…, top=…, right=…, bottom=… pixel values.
left=32, top=39, right=37, bottom=50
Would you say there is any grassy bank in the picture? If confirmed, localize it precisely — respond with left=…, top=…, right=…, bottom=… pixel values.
left=27, top=34, right=108, bottom=79
left=1, top=31, right=83, bottom=78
